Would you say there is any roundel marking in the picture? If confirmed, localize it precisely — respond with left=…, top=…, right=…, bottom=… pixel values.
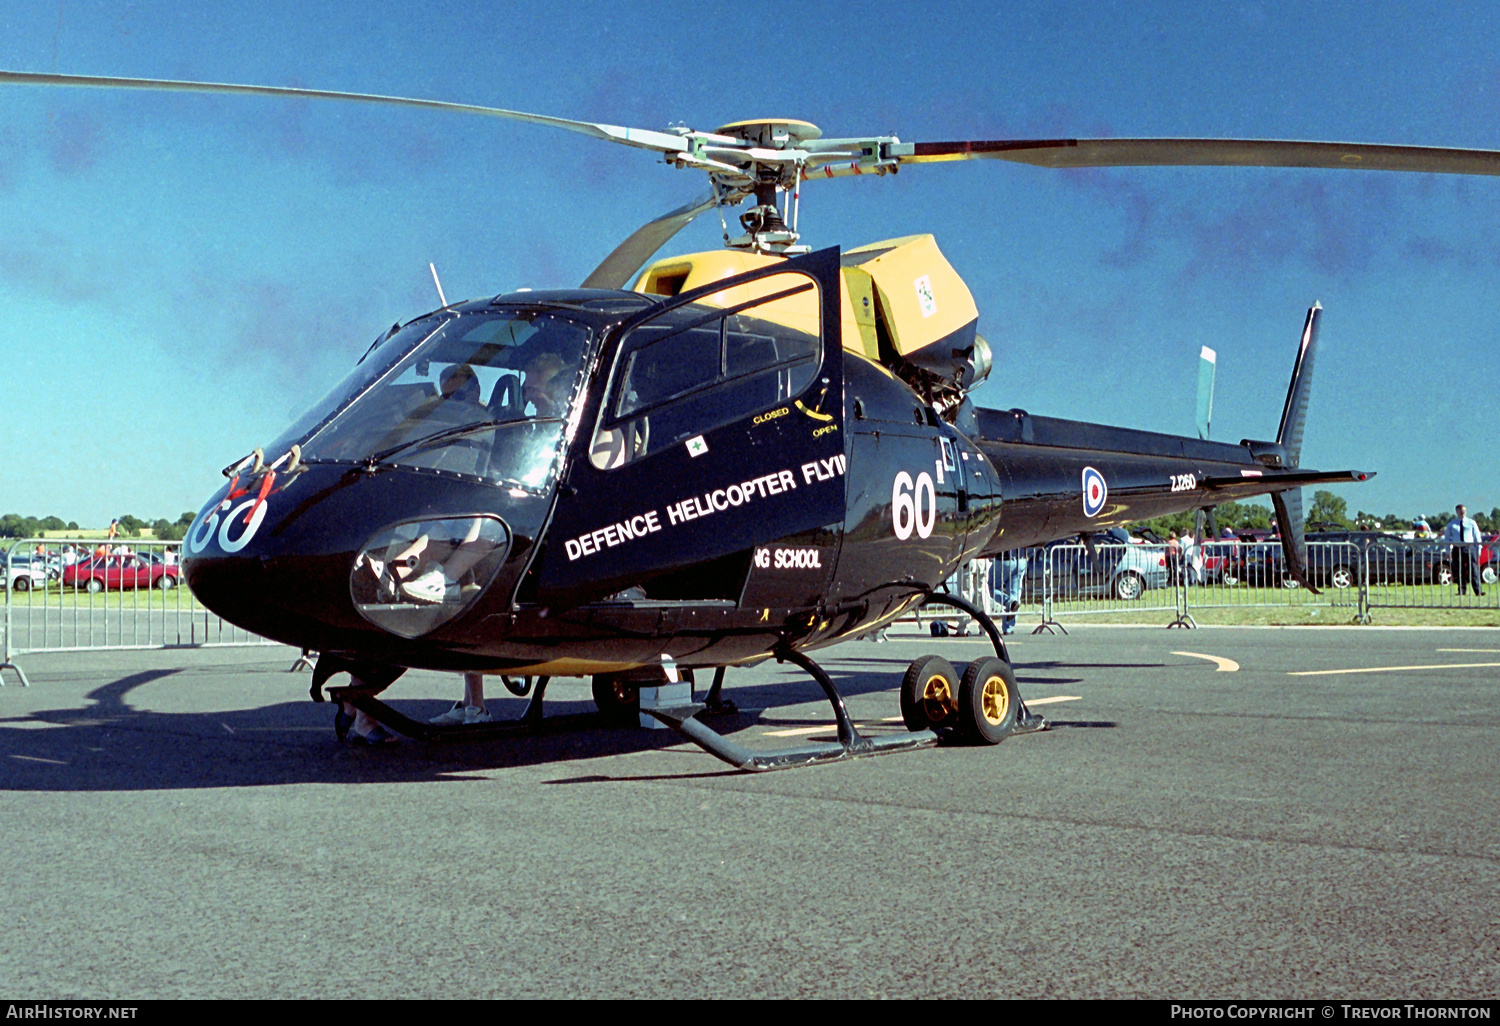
left=1082, top=466, right=1107, bottom=519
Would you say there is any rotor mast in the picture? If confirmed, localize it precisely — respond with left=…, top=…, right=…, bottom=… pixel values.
left=706, top=119, right=821, bottom=254
left=691, top=118, right=901, bottom=255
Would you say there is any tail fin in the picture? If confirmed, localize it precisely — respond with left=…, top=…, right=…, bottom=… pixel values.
left=1277, top=304, right=1321, bottom=469
left=1273, top=304, right=1322, bottom=592
left=1273, top=489, right=1318, bottom=594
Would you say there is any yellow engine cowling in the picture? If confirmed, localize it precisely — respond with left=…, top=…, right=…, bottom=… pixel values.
left=841, top=235, right=980, bottom=382
left=632, top=235, right=982, bottom=385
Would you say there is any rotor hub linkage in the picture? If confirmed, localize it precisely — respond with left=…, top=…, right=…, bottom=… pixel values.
left=739, top=204, right=788, bottom=235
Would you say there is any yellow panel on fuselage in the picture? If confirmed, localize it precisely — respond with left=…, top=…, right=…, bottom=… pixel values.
left=633, top=250, right=869, bottom=356
left=632, top=236, right=977, bottom=370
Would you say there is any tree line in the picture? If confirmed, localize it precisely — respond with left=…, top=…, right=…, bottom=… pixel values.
left=1130, top=492, right=1499, bottom=540
left=0, top=512, right=198, bottom=541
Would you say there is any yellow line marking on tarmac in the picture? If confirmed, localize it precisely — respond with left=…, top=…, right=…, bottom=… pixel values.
left=1173, top=651, right=1240, bottom=672
left=763, top=722, right=901, bottom=738
left=1437, top=648, right=1500, bottom=653
left=10, top=754, right=66, bottom=765
left=761, top=698, right=1082, bottom=735
left=1290, top=662, right=1500, bottom=677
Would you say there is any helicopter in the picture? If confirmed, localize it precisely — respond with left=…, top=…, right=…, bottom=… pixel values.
left=6, top=69, right=1499, bottom=771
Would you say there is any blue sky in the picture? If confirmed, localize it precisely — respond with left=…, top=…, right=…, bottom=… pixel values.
left=1, top=0, right=1497, bottom=527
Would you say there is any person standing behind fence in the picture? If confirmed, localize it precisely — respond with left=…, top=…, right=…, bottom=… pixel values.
left=1181, top=530, right=1202, bottom=585
left=1443, top=504, right=1484, bottom=596
left=993, top=550, right=1027, bottom=635
left=1165, top=532, right=1183, bottom=585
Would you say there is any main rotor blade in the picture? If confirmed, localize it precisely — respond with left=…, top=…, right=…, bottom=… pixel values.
left=891, top=137, right=1500, bottom=176
left=580, top=191, right=719, bottom=290
left=0, top=69, right=691, bottom=156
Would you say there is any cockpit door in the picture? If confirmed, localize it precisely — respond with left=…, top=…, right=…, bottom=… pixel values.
left=533, top=248, right=846, bottom=609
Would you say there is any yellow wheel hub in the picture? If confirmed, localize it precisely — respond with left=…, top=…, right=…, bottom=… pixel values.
left=980, top=675, right=1010, bottom=725
left=922, top=674, right=955, bottom=723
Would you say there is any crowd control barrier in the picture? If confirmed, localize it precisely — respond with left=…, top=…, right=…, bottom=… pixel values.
left=1033, top=542, right=1183, bottom=630
left=2, top=538, right=278, bottom=686
left=911, top=538, right=1495, bottom=638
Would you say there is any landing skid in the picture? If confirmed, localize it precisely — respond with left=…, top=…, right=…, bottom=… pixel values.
left=700, top=666, right=738, bottom=716
left=319, top=594, right=1045, bottom=762
left=327, top=676, right=558, bottom=743
left=641, top=646, right=939, bottom=772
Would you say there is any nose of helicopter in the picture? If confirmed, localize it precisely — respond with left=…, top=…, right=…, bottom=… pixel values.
left=181, top=467, right=527, bottom=651
left=180, top=489, right=375, bottom=649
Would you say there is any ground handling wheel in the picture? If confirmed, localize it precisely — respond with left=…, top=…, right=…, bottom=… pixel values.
left=900, top=655, right=959, bottom=731
left=957, top=657, right=1019, bottom=745
left=591, top=673, right=640, bottom=723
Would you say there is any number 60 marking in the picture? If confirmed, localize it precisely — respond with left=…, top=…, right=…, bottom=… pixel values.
left=892, top=471, right=937, bottom=540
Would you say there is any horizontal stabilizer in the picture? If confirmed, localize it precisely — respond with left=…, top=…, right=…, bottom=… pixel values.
left=1199, top=468, right=1373, bottom=493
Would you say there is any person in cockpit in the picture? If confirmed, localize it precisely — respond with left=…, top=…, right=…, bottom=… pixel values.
left=519, top=351, right=566, bottom=418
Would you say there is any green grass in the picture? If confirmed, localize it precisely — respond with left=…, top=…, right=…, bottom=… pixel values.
left=2, top=584, right=209, bottom=611
left=10, top=583, right=1497, bottom=628
left=1035, top=582, right=1499, bottom=626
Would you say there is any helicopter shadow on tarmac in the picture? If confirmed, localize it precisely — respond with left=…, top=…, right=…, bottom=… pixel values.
left=0, top=644, right=1131, bottom=791
left=0, top=656, right=1052, bottom=791
left=0, top=667, right=719, bottom=792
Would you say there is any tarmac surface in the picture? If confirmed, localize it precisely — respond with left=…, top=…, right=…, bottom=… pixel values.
left=1, top=624, right=1497, bottom=999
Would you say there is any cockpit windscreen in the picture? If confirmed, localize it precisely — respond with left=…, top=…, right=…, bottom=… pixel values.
left=294, top=310, right=593, bottom=492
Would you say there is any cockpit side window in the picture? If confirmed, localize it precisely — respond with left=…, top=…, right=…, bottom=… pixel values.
left=590, top=272, right=821, bottom=469
left=614, top=325, right=723, bottom=418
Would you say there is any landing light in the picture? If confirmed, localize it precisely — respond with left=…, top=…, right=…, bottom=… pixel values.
left=350, top=516, right=511, bottom=638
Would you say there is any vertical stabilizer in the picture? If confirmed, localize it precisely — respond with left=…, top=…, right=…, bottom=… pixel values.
left=1272, top=489, right=1318, bottom=594
left=1277, top=304, right=1321, bottom=468
left=1271, top=304, right=1322, bottom=592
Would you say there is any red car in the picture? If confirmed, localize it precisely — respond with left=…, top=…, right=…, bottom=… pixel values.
left=63, top=553, right=181, bottom=592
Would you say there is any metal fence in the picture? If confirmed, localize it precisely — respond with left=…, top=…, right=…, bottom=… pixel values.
left=1033, top=542, right=1184, bottom=629
left=917, top=538, right=1496, bottom=636
left=1358, top=538, right=1495, bottom=620
left=2, top=537, right=277, bottom=685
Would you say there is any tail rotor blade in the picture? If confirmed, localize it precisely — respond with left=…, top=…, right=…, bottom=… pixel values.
left=1195, top=345, right=1217, bottom=441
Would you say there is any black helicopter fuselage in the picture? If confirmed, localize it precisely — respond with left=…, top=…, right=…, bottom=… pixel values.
left=182, top=248, right=1355, bottom=676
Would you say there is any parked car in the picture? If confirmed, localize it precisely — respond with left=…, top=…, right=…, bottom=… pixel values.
left=1197, top=539, right=1241, bottom=585
left=1021, top=528, right=1168, bottom=601
left=63, top=552, right=181, bottom=592
left=1304, top=531, right=1450, bottom=588
left=1480, top=538, right=1497, bottom=586
left=2, top=554, right=56, bottom=591
left=1234, top=538, right=1294, bottom=587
